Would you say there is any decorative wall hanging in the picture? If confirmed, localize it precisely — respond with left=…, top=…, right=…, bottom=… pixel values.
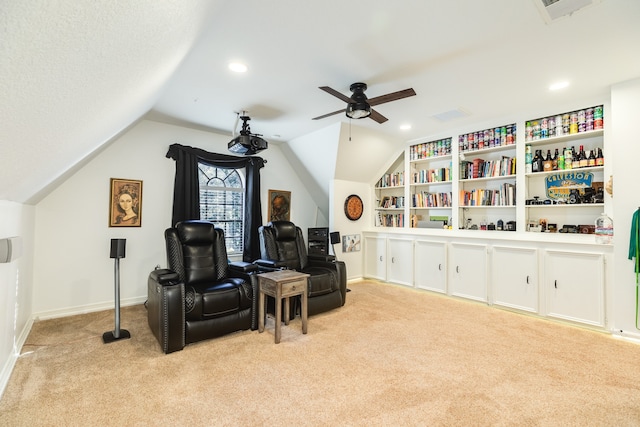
left=342, top=234, right=361, bottom=253
left=268, top=189, right=291, bottom=222
left=109, top=178, right=142, bottom=227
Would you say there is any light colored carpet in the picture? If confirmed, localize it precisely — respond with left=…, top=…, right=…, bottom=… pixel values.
left=2, top=280, right=640, bottom=426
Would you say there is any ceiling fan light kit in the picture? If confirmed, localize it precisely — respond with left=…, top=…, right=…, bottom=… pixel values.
left=314, top=82, right=416, bottom=124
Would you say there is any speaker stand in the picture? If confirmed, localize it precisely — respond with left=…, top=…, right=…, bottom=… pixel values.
left=103, top=257, right=130, bottom=343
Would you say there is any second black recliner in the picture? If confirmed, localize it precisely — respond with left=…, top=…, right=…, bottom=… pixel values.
left=255, top=221, right=347, bottom=316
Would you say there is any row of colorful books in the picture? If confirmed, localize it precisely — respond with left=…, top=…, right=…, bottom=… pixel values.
left=411, top=167, right=451, bottom=184
left=460, top=156, right=516, bottom=180
left=412, top=192, right=452, bottom=208
left=459, top=183, right=516, bottom=206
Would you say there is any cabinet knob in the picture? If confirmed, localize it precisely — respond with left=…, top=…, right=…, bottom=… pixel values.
left=526, top=275, right=529, bottom=284
left=392, top=257, right=395, bottom=263
left=456, top=266, right=459, bottom=273
left=438, top=263, right=442, bottom=271
left=554, top=280, right=558, bottom=289
left=379, top=256, right=382, bottom=262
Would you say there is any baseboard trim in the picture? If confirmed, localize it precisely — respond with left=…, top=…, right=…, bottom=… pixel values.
left=611, top=329, right=640, bottom=344
left=0, top=315, right=34, bottom=400
left=32, top=296, right=147, bottom=321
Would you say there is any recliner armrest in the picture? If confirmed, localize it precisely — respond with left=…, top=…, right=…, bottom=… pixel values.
left=149, top=268, right=180, bottom=286
left=229, top=261, right=258, bottom=273
left=308, top=254, right=336, bottom=263
left=254, top=259, right=288, bottom=269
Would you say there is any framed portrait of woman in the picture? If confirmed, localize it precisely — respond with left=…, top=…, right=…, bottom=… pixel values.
left=109, top=178, right=142, bottom=227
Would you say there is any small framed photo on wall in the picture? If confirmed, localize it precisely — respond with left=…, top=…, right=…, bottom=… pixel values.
left=109, top=178, right=142, bottom=227
left=268, top=189, right=291, bottom=222
left=342, top=234, right=361, bottom=252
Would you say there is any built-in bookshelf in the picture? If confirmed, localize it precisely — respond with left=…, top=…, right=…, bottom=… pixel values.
left=371, top=107, right=608, bottom=237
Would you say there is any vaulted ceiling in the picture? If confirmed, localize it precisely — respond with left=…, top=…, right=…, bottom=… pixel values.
left=3, top=0, right=639, bottom=204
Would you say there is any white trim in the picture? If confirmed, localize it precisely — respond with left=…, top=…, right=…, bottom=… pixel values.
left=32, top=296, right=147, bottom=321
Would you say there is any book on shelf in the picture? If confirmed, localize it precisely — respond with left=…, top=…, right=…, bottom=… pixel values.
left=378, top=196, right=405, bottom=208
left=460, top=156, right=516, bottom=179
left=412, top=166, right=451, bottom=184
left=377, top=171, right=404, bottom=187
left=377, top=212, right=404, bottom=227
left=412, top=191, right=452, bottom=208
left=459, top=183, right=516, bottom=206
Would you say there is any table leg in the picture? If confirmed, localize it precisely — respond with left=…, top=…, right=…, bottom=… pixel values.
left=258, top=290, right=265, bottom=333
left=275, top=288, right=282, bottom=344
left=301, top=287, right=308, bottom=335
left=284, top=297, right=290, bottom=326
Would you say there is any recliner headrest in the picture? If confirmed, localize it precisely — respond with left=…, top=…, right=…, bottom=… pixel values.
left=176, top=220, right=215, bottom=244
left=269, top=221, right=297, bottom=241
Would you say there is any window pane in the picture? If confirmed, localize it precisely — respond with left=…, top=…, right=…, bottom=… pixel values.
left=198, top=163, right=245, bottom=254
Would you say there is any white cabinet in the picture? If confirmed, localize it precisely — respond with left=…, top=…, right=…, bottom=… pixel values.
left=491, top=246, right=538, bottom=313
left=363, top=235, right=413, bottom=286
left=364, top=235, right=386, bottom=280
left=386, top=237, right=413, bottom=286
left=414, top=240, right=447, bottom=293
left=543, top=250, right=605, bottom=327
left=449, top=242, right=487, bottom=302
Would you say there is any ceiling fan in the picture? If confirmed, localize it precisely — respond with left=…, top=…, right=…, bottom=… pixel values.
left=313, top=82, right=416, bottom=124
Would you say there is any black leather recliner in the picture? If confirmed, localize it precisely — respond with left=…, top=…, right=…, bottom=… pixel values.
left=147, top=220, right=258, bottom=353
left=255, top=221, right=347, bottom=316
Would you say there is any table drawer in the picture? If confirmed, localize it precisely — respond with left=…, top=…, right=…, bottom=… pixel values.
left=280, top=278, right=307, bottom=297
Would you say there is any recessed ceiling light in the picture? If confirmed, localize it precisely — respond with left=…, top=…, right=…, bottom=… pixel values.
left=549, top=81, right=569, bottom=91
left=228, top=62, right=247, bottom=73
left=400, top=124, right=412, bottom=131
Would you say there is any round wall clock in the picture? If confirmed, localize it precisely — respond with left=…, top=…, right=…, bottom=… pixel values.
left=344, top=194, right=363, bottom=221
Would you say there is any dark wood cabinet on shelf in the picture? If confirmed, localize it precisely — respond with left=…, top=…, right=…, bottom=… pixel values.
left=308, top=227, right=329, bottom=255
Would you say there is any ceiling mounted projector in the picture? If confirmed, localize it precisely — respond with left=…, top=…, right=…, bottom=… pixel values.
left=228, top=115, right=268, bottom=155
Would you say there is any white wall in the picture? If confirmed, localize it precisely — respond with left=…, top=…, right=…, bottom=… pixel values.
left=611, top=77, right=640, bottom=337
left=330, top=180, right=371, bottom=280
left=0, top=201, right=35, bottom=396
left=32, top=119, right=319, bottom=318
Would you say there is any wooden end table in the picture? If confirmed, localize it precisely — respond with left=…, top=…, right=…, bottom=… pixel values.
left=258, top=270, right=310, bottom=343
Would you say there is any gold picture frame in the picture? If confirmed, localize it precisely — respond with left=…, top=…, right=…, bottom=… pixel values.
left=268, top=189, right=291, bottom=222
left=109, top=178, right=142, bottom=227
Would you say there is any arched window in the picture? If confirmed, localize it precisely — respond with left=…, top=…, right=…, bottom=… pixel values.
left=198, top=163, right=245, bottom=255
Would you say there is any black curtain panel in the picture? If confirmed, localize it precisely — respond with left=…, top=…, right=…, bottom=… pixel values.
left=166, top=143, right=266, bottom=262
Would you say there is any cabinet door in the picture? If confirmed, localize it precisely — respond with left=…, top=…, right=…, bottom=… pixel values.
left=449, top=243, right=487, bottom=302
left=492, top=246, right=538, bottom=313
left=364, top=236, right=386, bottom=280
left=387, top=238, right=413, bottom=287
left=544, top=250, right=605, bottom=327
left=414, top=240, right=446, bottom=293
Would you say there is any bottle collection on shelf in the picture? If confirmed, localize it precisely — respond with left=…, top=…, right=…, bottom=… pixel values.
left=525, top=105, right=603, bottom=141
left=526, top=145, right=604, bottom=173
left=458, top=123, right=516, bottom=151
left=409, top=137, right=451, bottom=160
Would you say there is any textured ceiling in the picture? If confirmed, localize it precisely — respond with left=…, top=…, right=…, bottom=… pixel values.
left=0, top=1, right=221, bottom=203
left=2, top=0, right=640, bottom=204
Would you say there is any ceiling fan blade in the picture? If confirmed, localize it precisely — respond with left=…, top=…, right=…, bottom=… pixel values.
left=369, top=108, right=388, bottom=124
left=312, top=108, right=346, bottom=120
left=319, top=86, right=354, bottom=104
left=368, top=88, right=416, bottom=107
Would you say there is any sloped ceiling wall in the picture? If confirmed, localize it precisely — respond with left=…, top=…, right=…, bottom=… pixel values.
left=0, top=1, right=220, bottom=204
